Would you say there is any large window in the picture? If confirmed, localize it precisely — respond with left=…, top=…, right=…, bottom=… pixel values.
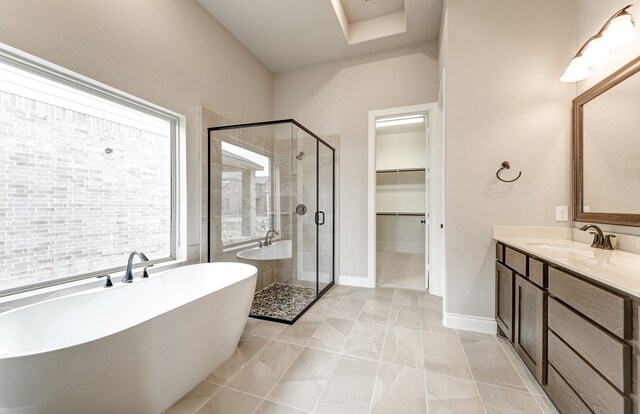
left=221, top=142, right=271, bottom=246
left=0, top=47, right=179, bottom=295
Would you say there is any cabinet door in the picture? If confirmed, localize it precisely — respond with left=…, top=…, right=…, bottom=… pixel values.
left=496, top=261, right=515, bottom=342
left=514, top=274, right=547, bottom=384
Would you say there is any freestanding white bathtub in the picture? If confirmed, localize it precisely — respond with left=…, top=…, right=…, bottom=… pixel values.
left=0, top=262, right=257, bottom=414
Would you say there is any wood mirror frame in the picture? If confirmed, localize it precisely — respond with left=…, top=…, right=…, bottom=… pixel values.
left=573, top=55, right=640, bottom=227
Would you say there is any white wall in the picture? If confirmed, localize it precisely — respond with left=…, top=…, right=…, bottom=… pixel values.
left=274, top=42, right=440, bottom=281
left=438, top=5, right=448, bottom=77
left=442, top=0, right=577, bottom=320
left=376, top=130, right=427, bottom=170
left=0, top=0, right=273, bottom=263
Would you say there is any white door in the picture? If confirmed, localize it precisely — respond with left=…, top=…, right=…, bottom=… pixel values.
left=424, top=124, right=430, bottom=290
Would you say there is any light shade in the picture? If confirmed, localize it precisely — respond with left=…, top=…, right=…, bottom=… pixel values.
left=560, top=56, right=591, bottom=82
left=560, top=5, right=636, bottom=83
left=581, top=37, right=610, bottom=67
left=602, top=13, right=637, bottom=48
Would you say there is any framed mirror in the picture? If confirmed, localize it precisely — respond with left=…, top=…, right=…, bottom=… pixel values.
left=573, top=55, right=640, bottom=227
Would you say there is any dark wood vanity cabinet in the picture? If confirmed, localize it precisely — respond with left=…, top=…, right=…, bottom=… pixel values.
left=495, top=261, right=514, bottom=341
left=496, top=244, right=546, bottom=384
left=514, top=274, right=546, bottom=383
left=496, top=242, right=637, bottom=414
left=548, top=268, right=632, bottom=414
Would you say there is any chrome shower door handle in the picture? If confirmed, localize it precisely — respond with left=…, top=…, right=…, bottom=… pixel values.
left=315, top=211, right=325, bottom=225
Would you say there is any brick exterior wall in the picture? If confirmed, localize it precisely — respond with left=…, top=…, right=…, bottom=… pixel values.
left=0, top=91, right=171, bottom=291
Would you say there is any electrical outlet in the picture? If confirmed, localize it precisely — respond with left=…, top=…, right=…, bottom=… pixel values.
left=555, top=206, right=569, bottom=222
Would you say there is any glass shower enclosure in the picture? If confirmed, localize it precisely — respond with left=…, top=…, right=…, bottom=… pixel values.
left=208, top=120, right=335, bottom=324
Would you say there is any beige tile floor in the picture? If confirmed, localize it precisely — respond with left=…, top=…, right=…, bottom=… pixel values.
left=376, top=251, right=426, bottom=290
left=166, top=286, right=559, bottom=414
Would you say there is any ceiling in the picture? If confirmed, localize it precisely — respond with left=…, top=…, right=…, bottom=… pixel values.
left=197, top=0, right=443, bottom=73
left=341, top=0, right=404, bottom=23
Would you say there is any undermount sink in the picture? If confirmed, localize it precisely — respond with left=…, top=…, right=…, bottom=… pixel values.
left=236, top=240, right=292, bottom=261
left=526, top=242, right=593, bottom=253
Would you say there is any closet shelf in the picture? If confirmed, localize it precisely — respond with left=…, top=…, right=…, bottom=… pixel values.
left=376, top=212, right=426, bottom=217
left=376, top=168, right=426, bottom=174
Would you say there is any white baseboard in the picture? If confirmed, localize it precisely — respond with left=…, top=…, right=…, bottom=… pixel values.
left=338, top=274, right=374, bottom=288
left=443, top=312, right=497, bottom=334
left=428, top=284, right=443, bottom=297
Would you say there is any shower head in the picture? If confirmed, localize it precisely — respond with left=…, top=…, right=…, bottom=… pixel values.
left=296, top=151, right=304, bottom=160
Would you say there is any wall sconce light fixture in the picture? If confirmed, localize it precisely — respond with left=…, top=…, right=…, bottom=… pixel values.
left=561, top=5, right=637, bottom=82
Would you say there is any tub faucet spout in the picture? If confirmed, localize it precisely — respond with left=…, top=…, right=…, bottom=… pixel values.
left=264, top=229, right=279, bottom=247
left=123, top=251, right=149, bottom=283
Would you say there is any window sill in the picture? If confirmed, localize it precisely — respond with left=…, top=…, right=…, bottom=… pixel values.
left=0, top=257, right=188, bottom=313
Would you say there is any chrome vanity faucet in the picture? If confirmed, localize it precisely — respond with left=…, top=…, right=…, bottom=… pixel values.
left=579, top=224, right=616, bottom=250
left=122, top=251, right=149, bottom=283
left=258, top=229, right=279, bottom=248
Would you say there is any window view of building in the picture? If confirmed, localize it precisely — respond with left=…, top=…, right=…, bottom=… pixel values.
left=0, top=57, right=175, bottom=293
left=220, top=142, right=271, bottom=246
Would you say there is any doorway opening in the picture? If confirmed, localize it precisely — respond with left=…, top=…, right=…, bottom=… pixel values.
left=367, top=103, right=444, bottom=294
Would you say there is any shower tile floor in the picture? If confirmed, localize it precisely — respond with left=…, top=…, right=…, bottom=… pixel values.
left=166, top=286, right=558, bottom=414
left=250, top=283, right=317, bottom=321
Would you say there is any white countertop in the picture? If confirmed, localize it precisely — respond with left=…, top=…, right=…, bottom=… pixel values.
left=495, top=235, right=640, bottom=298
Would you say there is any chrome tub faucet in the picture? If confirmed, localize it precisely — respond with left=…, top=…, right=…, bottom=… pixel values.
left=122, top=251, right=149, bottom=283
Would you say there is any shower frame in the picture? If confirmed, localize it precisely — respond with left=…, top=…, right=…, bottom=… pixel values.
left=207, top=119, right=336, bottom=324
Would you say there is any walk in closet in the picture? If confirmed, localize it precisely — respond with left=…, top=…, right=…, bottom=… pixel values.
left=375, top=114, right=428, bottom=290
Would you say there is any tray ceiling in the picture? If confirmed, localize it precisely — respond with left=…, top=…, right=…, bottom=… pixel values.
left=197, top=0, right=443, bottom=73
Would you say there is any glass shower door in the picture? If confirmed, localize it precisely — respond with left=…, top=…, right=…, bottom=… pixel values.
left=292, top=124, right=318, bottom=315
left=208, top=119, right=335, bottom=324
left=317, top=140, right=334, bottom=293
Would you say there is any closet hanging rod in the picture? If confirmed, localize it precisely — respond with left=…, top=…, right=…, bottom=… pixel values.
left=376, top=212, right=426, bottom=217
left=376, top=168, right=426, bottom=173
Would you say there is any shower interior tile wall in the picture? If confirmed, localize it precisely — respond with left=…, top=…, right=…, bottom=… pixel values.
left=274, top=133, right=294, bottom=287
left=294, top=131, right=318, bottom=287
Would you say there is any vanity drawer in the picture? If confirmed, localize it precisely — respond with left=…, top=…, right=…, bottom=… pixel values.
left=548, top=297, right=630, bottom=393
left=528, top=257, right=546, bottom=288
left=546, top=364, right=592, bottom=414
left=505, top=247, right=526, bottom=275
left=548, top=330, right=630, bottom=414
left=496, top=243, right=504, bottom=263
left=548, top=267, right=631, bottom=340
